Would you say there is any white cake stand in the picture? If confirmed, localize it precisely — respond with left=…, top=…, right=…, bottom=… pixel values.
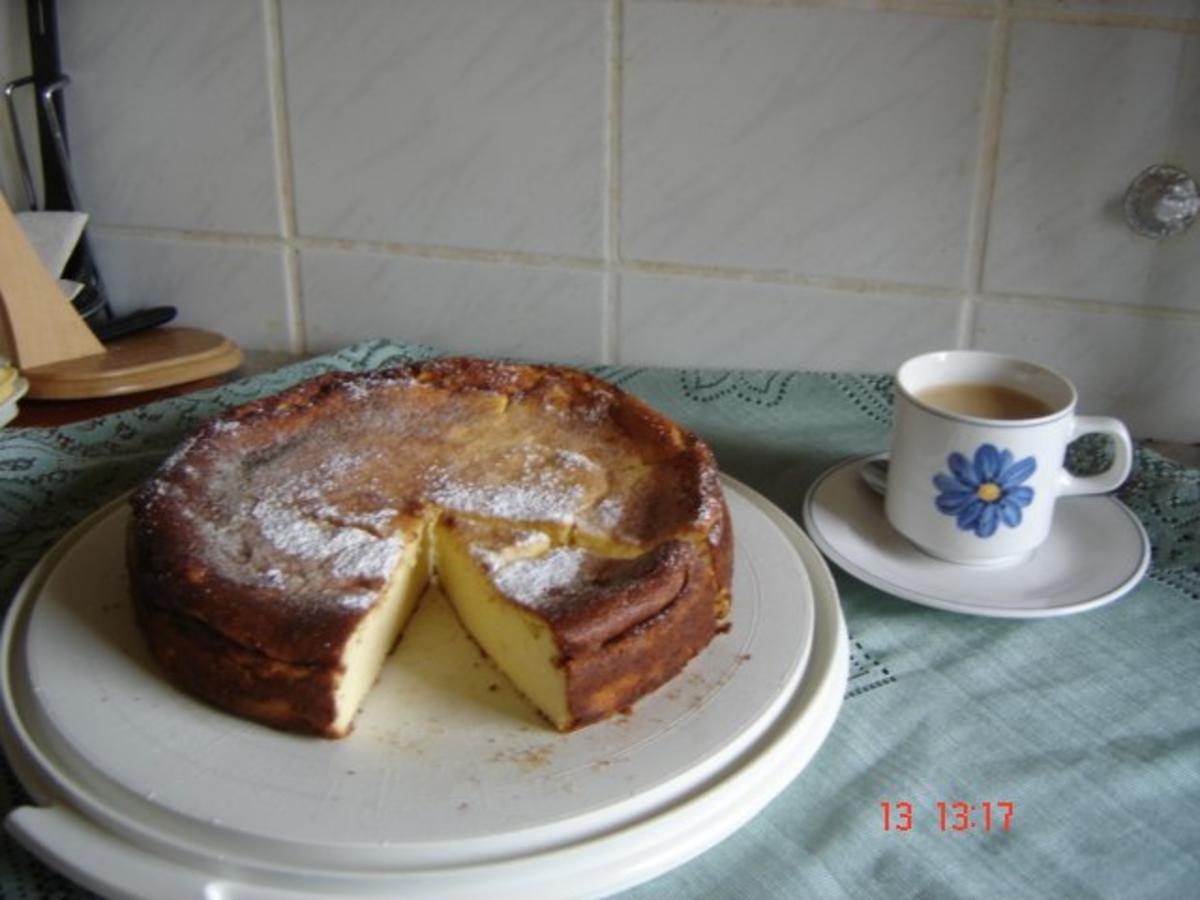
left=1, top=476, right=848, bottom=899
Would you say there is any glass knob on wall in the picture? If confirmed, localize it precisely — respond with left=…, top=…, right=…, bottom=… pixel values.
left=1123, top=164, right=1199, bottom=239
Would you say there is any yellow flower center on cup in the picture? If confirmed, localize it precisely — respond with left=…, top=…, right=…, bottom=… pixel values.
left=976, top=482, right=1002, bottom=503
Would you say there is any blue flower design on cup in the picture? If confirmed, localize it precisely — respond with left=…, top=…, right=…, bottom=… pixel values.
left=933, top=444, right=1036, bottom=538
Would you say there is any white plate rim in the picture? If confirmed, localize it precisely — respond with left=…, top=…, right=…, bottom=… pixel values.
left=2, top=475, right=848, bottom=898
left=802, top=453, right=1151, bottom=619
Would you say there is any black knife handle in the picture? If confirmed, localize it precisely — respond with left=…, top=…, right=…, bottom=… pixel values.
left=27, top=0, right=71, bottom=211
left=91, top=307, right=178, bottom=343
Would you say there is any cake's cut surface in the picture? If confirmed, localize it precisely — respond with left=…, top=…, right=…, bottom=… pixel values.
left=435, top=516, right=713, bottom=730
left=128, top=358, right=733, bottom=737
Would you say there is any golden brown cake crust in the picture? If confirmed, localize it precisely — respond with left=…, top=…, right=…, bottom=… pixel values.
left=128, top=357, right=732, bottom=735
left=565, top=545, right=718, bottom=728
left=130, top=577, right=343, bottom=737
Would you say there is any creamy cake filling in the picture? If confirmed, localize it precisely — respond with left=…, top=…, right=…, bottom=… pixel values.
left=330, top=522, right=430, bottom=735
left=434, top=518, right=572, bottom=730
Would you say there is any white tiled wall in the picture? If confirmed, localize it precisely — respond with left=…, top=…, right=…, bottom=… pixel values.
left=1, top=0, right=1197, bottom=440
left=619, top=273, right=962, bottom=371
left=983, top=20, right=1184, bottom=305
left=299, top=248, right=605, bottom=362
left=622, top=5, right=992, bottom=287
left=283, top=0, right=607, bottom=258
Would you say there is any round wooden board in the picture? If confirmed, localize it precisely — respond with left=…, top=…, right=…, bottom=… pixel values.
left=22, top=327, right=242, bottom=399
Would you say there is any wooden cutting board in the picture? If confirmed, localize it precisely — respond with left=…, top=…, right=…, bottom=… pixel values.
left=19, top=326, right=242, bottom=399
left=0, top=193, right=241, bottom=399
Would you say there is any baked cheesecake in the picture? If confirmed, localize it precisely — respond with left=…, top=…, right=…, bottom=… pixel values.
left=128, top=358, right=732, bottom=737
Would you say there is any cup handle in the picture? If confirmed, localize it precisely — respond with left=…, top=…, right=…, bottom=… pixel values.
left=1059, top=416, right=1133, bottom=497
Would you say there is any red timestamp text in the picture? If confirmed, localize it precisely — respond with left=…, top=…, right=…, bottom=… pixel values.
left=880, top=800, right=1015, bottom=833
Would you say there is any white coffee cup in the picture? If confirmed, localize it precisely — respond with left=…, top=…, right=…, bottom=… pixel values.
left=884, top=350, right=1133, bottom=566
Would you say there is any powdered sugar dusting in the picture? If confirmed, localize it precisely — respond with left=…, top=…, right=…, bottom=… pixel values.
left=157, top=430, right=205, bottom=477
left=251, top=496, right=402, bottom=582
left=425, top=446, right=604, bottom=524
left=427, top=476, right=584, bottom=524
left=488, top=547, right=589, bottom=609
left=179, top=442, right=409, bottom=607
left=592, top=496, right=625, bottom=530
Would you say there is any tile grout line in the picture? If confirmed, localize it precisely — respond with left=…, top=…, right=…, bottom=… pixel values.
left=621, top=258, right=965, bottom=301
left=959, top=1, right=1012, bottom=349
left=693, top=0, right=996, bottom=20
left=978, top=292, right=1200, bottom=320
left=263, top=0, right=306, bottom=356
left=663, top=0, right=1200, bottom=33
left=88, top=223, right=609, bottom=269
left=1013, top=7, right=1200, bottom=34
left=85, top=222, right=1200, bottom=323
left=602, top=0, right=625, bottom=366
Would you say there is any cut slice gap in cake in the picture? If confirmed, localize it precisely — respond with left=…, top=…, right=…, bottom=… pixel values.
left=327, top=519, right=430, bottom=736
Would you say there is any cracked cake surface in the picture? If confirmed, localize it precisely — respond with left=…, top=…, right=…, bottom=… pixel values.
left=128, top=357, right=733, bottom=737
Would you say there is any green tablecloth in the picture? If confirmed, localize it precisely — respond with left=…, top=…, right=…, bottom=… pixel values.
left=2, top=339, right=1197, bottom=899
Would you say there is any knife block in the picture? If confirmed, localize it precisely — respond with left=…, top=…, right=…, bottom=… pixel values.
left=0, top=194, right=241, bottom=399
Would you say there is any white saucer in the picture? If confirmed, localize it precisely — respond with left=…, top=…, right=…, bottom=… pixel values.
left=802, top=454, right=1150, bottom=618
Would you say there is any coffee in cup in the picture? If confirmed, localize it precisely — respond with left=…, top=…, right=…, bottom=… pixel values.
left=914, top=383, right=1054, bottom=420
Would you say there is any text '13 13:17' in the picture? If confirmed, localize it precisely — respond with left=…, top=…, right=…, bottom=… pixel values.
left=880, top=801, right=1014, bottom=833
